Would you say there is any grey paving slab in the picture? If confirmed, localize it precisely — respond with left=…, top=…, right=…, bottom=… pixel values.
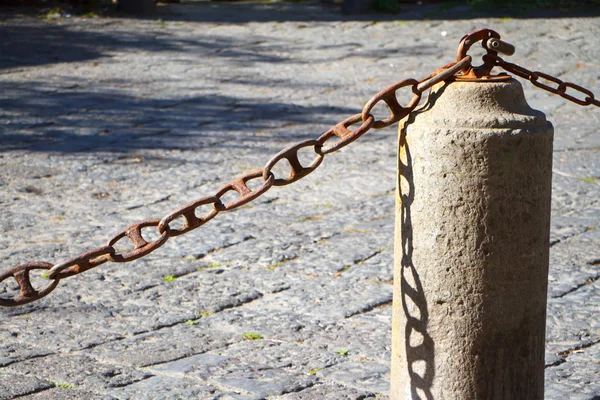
left=148, top=351, right=318, bottom=399
left=545, top=342, right=600, bottom=400
left=317, top=362, right=389, bottom=395
left=3, top=354, right=151, bottom=390
left=102, top=375, right=233, bottom=400
left=85, top=323, right=239, bottom=368
left=273, top=382, right=378, bottom=400
left=0, top=2, right=599, bottom=399
left=546, top=280, right=600, bottom=356
left=0, top=372, right=53, bottom=400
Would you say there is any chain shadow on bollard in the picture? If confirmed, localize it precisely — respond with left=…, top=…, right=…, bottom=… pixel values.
left=396, top=92, right=439, bottom=400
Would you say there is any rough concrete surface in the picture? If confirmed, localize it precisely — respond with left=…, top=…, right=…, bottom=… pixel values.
left=0, top=3, right=598, bottom=399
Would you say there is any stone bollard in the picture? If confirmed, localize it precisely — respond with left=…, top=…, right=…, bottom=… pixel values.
left=391, top=78, right=553, bottom=399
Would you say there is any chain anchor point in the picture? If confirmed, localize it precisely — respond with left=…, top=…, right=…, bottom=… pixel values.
left=455, top=28, right=514, bottom=82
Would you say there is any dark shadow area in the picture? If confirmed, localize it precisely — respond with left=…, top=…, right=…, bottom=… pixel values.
left=0, top=21, right=187, bottom=70
left=0, top=22, right=290, bottom=70
left=0, top=24, right=105, bottom=70
left=0, top=13, right=433, bottom=154
left=2, top=0, right=599, bottom=25
left=0, top=18, right=435, bottom=70
left=0, top=80, right=357, bottom=153
left=398, top=111, right=435, bottom=399
left=151, top=1, right=600, bottom=22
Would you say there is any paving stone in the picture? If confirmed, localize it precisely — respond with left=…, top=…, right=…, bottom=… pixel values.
left=216, top=339, right=343, bottom=375
left=548, top=227, right=600, bottom=298
left=213, top=369, right=317, bottom=399
left=23, top=387, right=107, bottom=400
left=0, top=372, right=53, bottom=400
left=85, top=322, right=239, bottom=368
left=0, top=342, right=54, bottom=368
left=546, top=280, right=600, bottom=358
left=4, top=354, right=151, bottom=390
left=149, top=351, right=317, bottom=398
left=273, top=382, right=378, bottom=399
left=317, top=361, right=389, bottom=395
left=311, top=308, right=393, bottom=365
left=0, top=305, right=127, bottom=352
left=102, top=375, right=230, bottom=400
left=545, top=342, right=600, bottom=400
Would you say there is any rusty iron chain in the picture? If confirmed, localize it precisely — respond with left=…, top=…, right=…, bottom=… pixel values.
left=0, top=56, right=472, bottom=307
left=3, top=28, right=599, bottom=307
left=487, top=54, right=600, bottom=108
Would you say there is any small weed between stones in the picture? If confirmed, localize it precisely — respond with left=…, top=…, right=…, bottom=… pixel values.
left=198, top=311, right=213, bottom=318
left=184, top=320, right=198, bottom=326
left=335, top=349, right=349, bottom=356
left=42, top=8, right=61, bottom=20
left=265, top=257, right=297, bottom=271
left=307, top=368, right=323, bottom=375
left=162, top=274, right=176, bottom=282
left=242, top=332, right=263, bottom=340
left=266, top=261, right=284, bottom=271
left=294, top=213, right=331, bottom=224
left=52, top=381, right=75, bottom=389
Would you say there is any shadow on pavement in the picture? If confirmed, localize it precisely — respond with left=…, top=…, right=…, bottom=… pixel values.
left=0, top=20, right=292, bottom=70
left=0, top=80, right=358, bottom=153
left=1, top=0, right=595, bottom=155
left=152, top=1, right=600, bottom=22
left=3, top=1, right=600, bottom=25
left=0, top=12, right=436, bottom=70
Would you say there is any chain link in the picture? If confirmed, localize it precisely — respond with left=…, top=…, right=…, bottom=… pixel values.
left=263, top=139, right=324, bottom=186
left=0, top=263, right=57, bottom=307
left=489, top=54, right=600, bottom=108
left=0, top=56, right=472, bottom=307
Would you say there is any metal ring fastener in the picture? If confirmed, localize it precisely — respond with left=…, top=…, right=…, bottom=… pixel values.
left=455, top=28, right=511, bottom=81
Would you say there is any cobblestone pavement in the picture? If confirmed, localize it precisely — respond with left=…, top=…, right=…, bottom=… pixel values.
left=1, top=2, right=599, bottom=399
